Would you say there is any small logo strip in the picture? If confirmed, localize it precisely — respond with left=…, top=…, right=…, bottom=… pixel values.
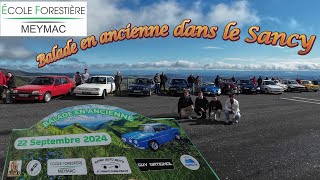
left=134, top=159, right=174, bottom=171
left=92, top=157, right=132, bottom=175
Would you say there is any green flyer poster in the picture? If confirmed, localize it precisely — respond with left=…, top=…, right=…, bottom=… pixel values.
left=2, top=104, right=219, bottom=180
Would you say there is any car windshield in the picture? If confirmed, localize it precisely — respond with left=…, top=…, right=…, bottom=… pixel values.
left=30, top=77, right=54, bottom=85
left=204, top=82, right=215, bottom=86
left=302, top=81, right=312, bottom=84
left=288, top=80, right=298, bottom=84
left=264, top=81, right=276, bottom=85
left=171, top=79, right=187, bottom=85
left=313, top=81, right=319, bottom=85
left=134, top=78, right=150, bottom=85
left=87, top=77, right=106, bottom=84
left=239, top=80, right=253, bottom=85
left=138, top=125, right=154, bottom=132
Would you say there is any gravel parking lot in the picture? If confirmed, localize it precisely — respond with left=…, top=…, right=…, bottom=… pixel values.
left=1, top=92, right=320, bottom=179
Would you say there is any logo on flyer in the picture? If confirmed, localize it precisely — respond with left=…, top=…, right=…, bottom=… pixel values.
left=92, top=157, right=132, bottom=174
left=180, top=155, right=200, bottom=170
left=7, top=160, right=22, bottom=177
left=47, top=158, right=87, bottom=176
left=134, top=159, right=174, bottom=171
left=26, top=160, right=42, bottom=176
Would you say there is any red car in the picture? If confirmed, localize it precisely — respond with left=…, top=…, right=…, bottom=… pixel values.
left=12, top=76, right=75, bottom=103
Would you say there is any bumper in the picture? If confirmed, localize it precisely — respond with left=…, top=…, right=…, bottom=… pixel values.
left=12, top=94, right=44, bottom=101
left=269, top=90, right=283, bottom=94
left=169, top=89, right=185, bottom=94
left=203, top=91, right=221, bottom=95
left=73, top=90, right=101, bottom=96
left=242, top=88, right=258, bottom=93
left=127, top=90, right=150, bottom=96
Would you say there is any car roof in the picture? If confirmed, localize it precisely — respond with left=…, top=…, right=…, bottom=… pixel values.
left=90, top=75, right=113, bottom=78
left=37, top=75, right=68, bottom=78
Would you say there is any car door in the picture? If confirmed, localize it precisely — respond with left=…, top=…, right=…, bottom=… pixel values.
left=60, top=77, right=71, bottom=94
left=52, top=78, right=63, bottom=96
left=107, top=77, right=114, bottom=93
left=154, top=125, right=171, bottom=144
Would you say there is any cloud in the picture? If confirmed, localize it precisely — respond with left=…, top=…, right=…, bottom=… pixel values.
left=203, top=46, right=224, bottom=50
left=271, top=46, right=285, bottom=49
left=265, top=17, right=281, bottom=24
left=288, top=18, right=300, bottom=29
left=87, top=0, right=261, bottom=35
left=0, top=39, right=36, bottom=61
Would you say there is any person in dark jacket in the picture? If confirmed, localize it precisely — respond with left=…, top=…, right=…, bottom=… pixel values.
left=74, top=72, right=82, bottom=86
left=0, top=70, right=7, bottom=97
left=160, top=72, right=167, bottom=92
left=194, top=91, right=209, bottom=119
left=178, top=89, right=194, bottom=119
left=114, top=71, right=123, bottom=95
left=257, top=76, right=263, bottom=86
left=215, top=75, right=220, bottom=88
left=209, top=95, right=223, bottom=120
left=187, top=74, right=195, bottom=86
left=5, top=72, right=16, bottom=104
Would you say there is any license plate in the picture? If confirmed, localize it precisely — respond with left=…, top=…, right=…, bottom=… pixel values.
left=82, top=92, right=91, bottom=94
left=19, top=94, right=29, bottom=97
left=134, top=90, right=141, bottom=93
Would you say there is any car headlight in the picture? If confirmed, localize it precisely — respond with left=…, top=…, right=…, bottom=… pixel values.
left=256, top=87, right=260, bottom=90
left=129, top=139, right=132, bottom=143
left=32, top=90, right=40, bottom=95
left=92, top=88, right=100, bottom=91
left=128, top=86, right=133, bottom=90
left=122, top=137, right=126, bottom=142
left=134, top=140, right=138, bottom=144
left=12, top=90, right=18, bottom=93
left=218, top=89, right=221, bottom=93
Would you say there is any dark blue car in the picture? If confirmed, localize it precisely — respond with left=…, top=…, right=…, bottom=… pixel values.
left=236, top=79, right=260, bottom=94
left=201, top=82, right=221, bottom=96
left=168, top=78, right=190, bottom=95
left=127, top=78, right=155, bottom=96
left=121, top=123, right=181, bottom=151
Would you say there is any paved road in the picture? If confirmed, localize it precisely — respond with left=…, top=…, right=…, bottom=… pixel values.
left=1, top=92, right=320, bottom=179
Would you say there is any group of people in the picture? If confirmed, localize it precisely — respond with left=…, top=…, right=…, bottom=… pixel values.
left=0, top=70, right=16, bottom=104
left=153, top=72, right=168, bottom=94
left=178, top=89, right=241, bottom=125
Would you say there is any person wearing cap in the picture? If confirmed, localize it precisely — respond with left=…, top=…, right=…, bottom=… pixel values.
left=194, top=91, right=209, bottom=119
left=208, top=95, right=223, bottom=121
left=178, top=89, right=194, bottom=119
left=224, top=94, right=241, bottom=124
left=82, top=68, right=90, bottom=83
left=74, top=71, right=82, bottom=86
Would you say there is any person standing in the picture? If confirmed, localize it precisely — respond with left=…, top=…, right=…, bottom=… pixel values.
left=82, top=68, right=90, bottom=83
left=160, top=72, right=167, bottom=92
left=153, top=73, right=161, bottom=94
left=74, top=72, right=82, bottom=86
left=231, top=76, right=236, bottom=83
left=0, top=70, right=7, bottom=97
left=178, top=89, right=194, bottom=119
left=187, top=74, right=195, bottom=87
left=194, top=91, right=209, bottom=119
left=215, top=75, right=220, bottom=88
left=224, top=94, right=241, bottom=124
left=257, top=76, right=263, bottom=86
left=251, top=76, right=257, bottom=85
left=114, top=71, right=123, bottom=95
left=5, top=72, right=16, bottom=104
left=208, top=95, right=223, bottom=121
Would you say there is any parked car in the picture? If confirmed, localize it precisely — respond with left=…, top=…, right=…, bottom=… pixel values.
left=260, top=80, right=284, bottom=94
left=274, top=80, right=288, bottom=91
left=312, top=80, right=319, bottom=86
left=300, top=80, right=319, bottom=92
left=219, top=78, right=240, bottom=95
left=73, top=76, right=115, bottom=99
left=127, top=78, right=155, bottom=96
left=201, top=82, right=221, bottom=96
left=280, top=79, right=305, bottom=92
left=121, top=123, right=181, bottom=151
left=168, top=78, right=189, bottom=95
left=12, top=76, right=75, bottom=103
left=236, top=79, right=260, bottom=94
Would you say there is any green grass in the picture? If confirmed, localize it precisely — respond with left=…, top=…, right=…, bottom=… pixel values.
left=3, top=119, right=219, bottom=180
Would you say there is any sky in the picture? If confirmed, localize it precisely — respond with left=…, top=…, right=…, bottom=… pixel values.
left=1, top=0, right=320, bottom=73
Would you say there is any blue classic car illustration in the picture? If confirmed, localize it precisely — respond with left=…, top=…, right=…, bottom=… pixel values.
left=121, top=123, right=181, bottom=151
left=201, top=82, right=221, bottom=96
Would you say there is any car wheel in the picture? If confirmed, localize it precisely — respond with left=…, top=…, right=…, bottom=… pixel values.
left=314, top=90, right=318, bottom=92
left=264, top=89, right=269, bottom=94
left=148, top=141, right=159, bottom=151
left=174, top=133, right=181, bottom=140
left=100, top=90, right=106, bottom=99
left=43, top=92, right=51, bottom=103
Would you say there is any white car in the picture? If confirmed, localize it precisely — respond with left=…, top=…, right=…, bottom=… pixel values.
left=73, top=76, right=115, bottom=98
left=280, top=79, right=305, bottom=92
left=274, top=80, right=288, bottom=91
left=261, top=80, right=284, bottom=94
